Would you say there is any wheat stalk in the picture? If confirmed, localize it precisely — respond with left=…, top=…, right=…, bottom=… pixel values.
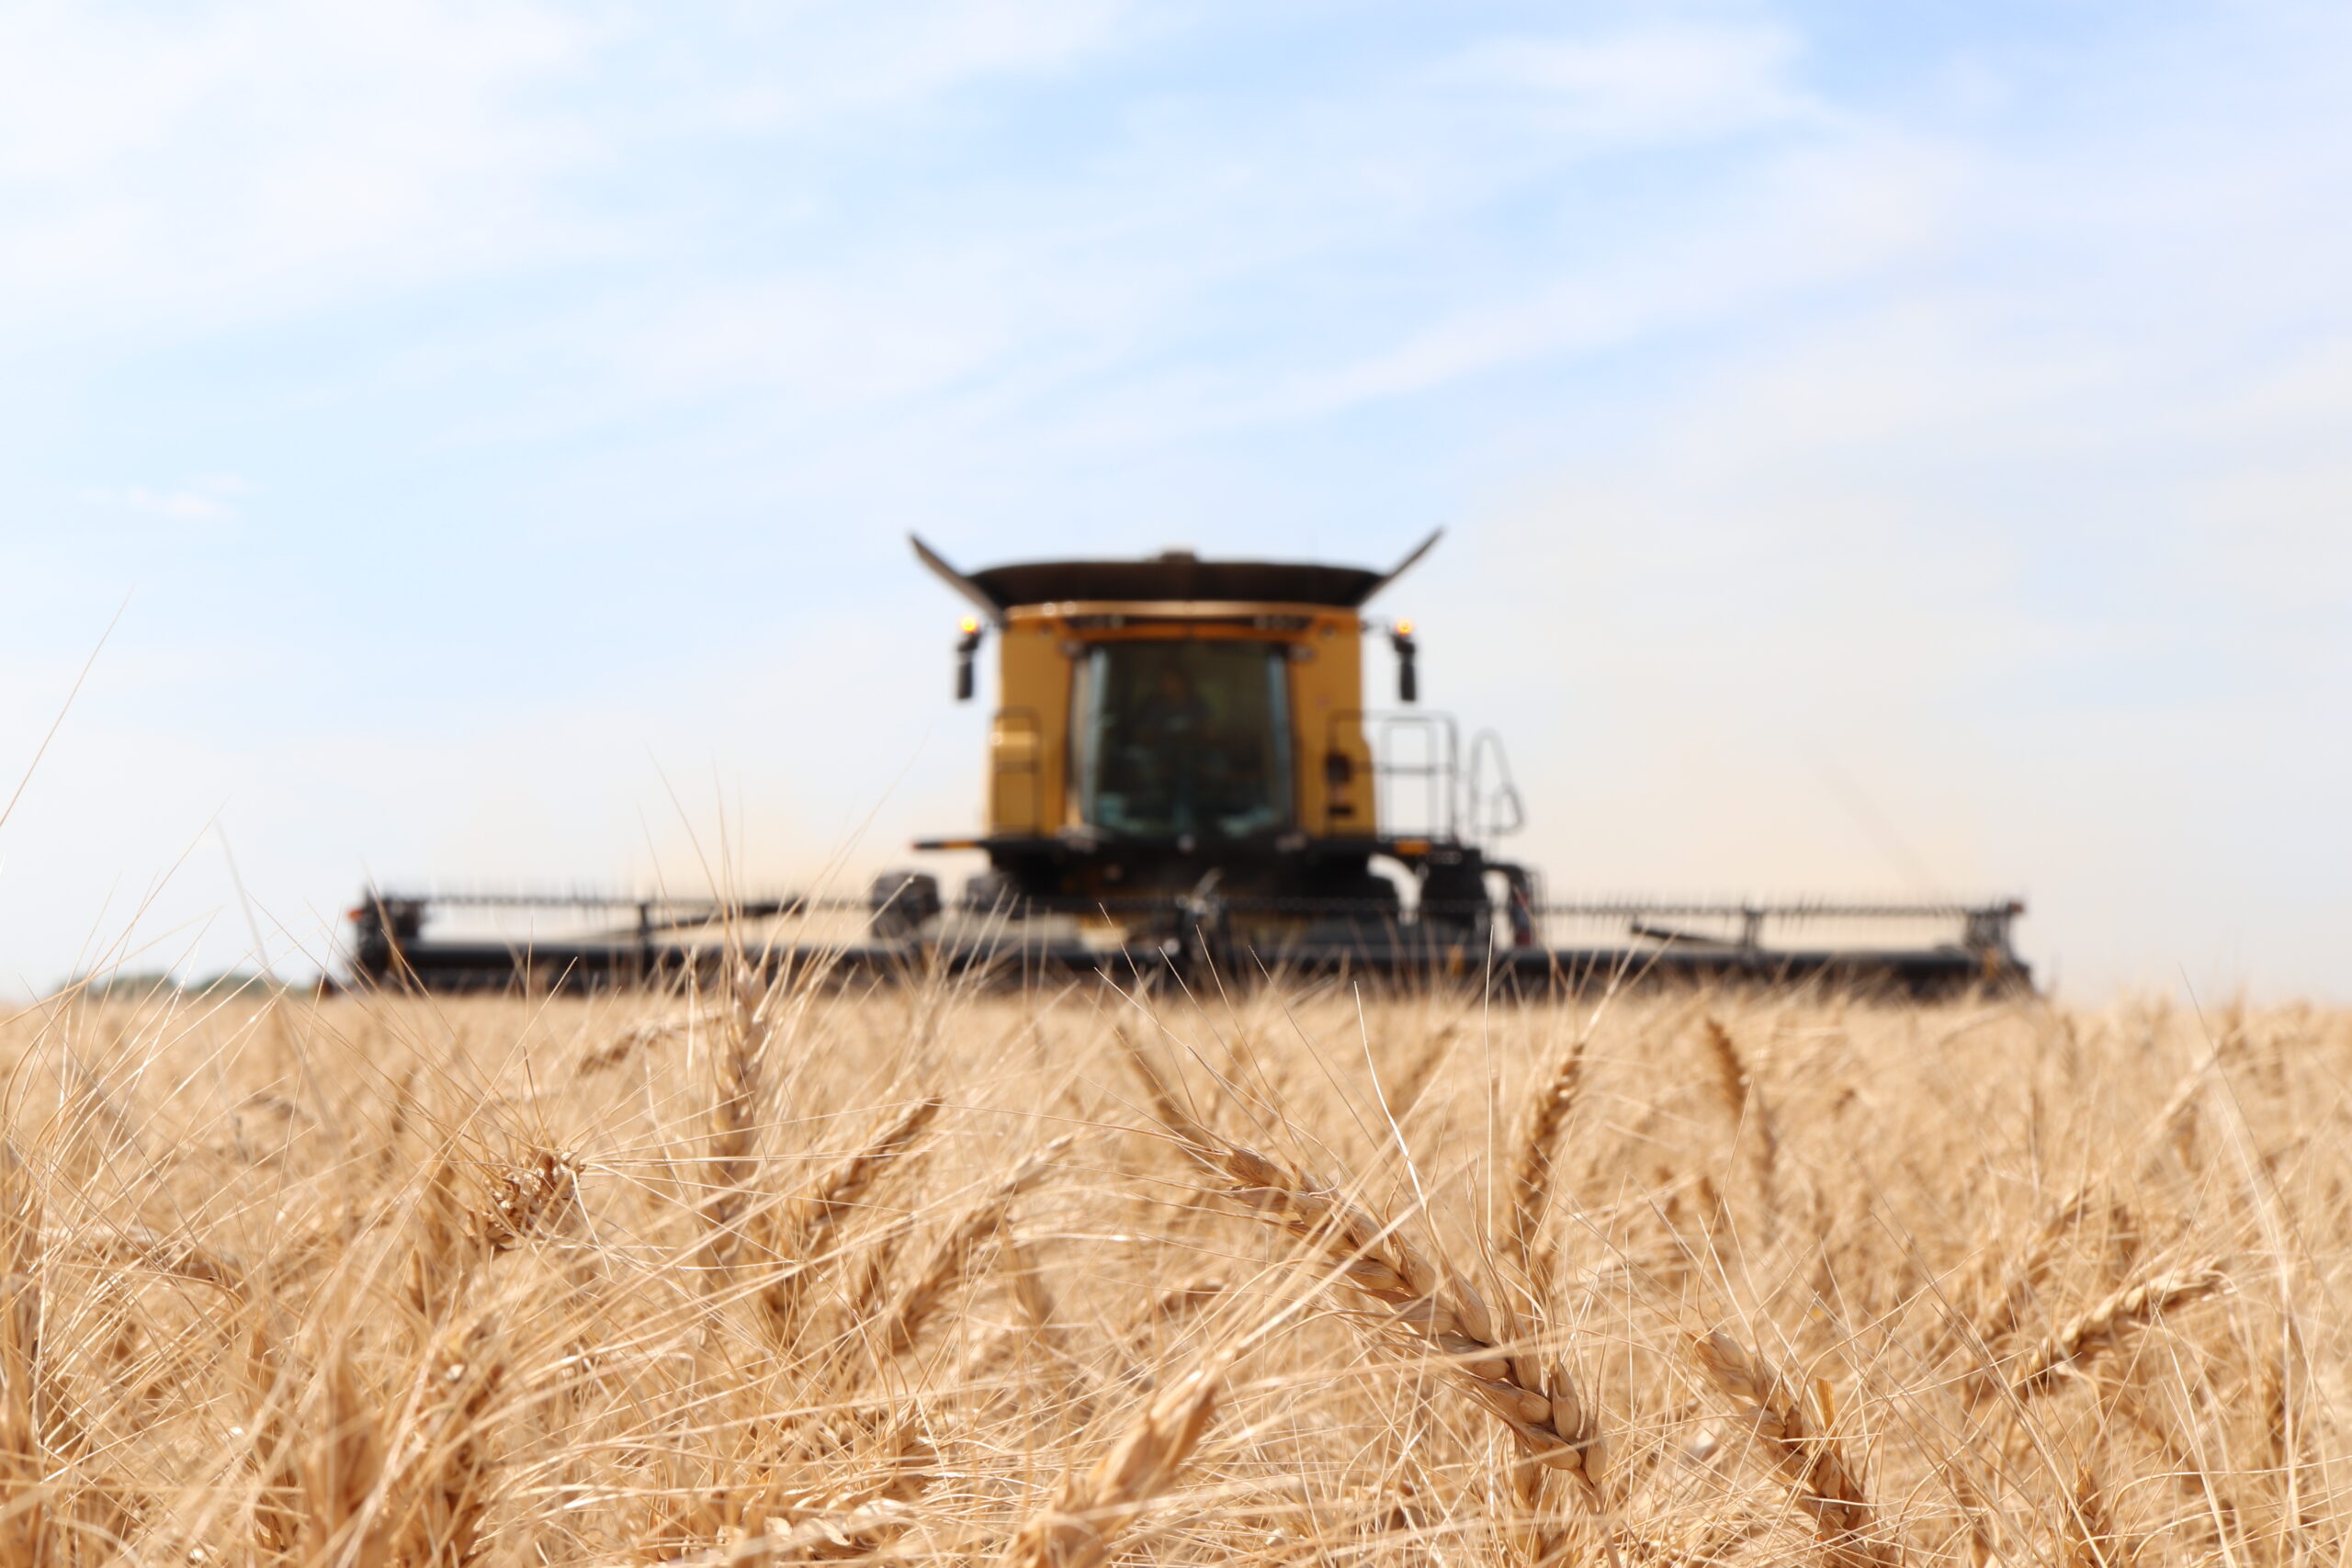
left=383, top=1314, right=509, bottom=1567
left=1120, top=1029, right=1216, bottom=1150
left=1125, top=1018, right=1609, bottom=1500
left=243, top=1302, right=304, bottom=1554
left=884, top=1136, right=1072, bottom=1355
left=2007, top=1265, right=2228, bottom=1396
left=699, top=967, right=776, bottom=1276
left=1702, top=1018, right=1778, bottom=1196
left=478, top=1148, right=581, bottom=1253
left=1510, top=1032, right=1589, bottom=1276
left=1941, top=1174, right=2103, bottom=1370
left=756, top=1095, right=943, bottom=1335
left=786, top=1097, right=944, bottom=1247
left=0, top=1140, right=61, bottom=1562
left=407, top=1146, right=487, bottom=1324
left=7, top=976, right=2332, bottom=1566
left=292, top=1338, right=390, bottom=1564
left=1141, top=1275, right=1228, bottom=1325
left=74, top=1222, right=249, bottom=1296
left=1200, top=1136, right=1607, bottom=1506
left=999, top=1351, right=1227, bottom=1568
left=580, top=1014, right=686, bottom=1076
left=2064, top=1460, right=2131, bottom=1568
left=1691, top=1330, right=1894, bottom=1568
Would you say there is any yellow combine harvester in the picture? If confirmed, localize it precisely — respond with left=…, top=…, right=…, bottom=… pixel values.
left=348, top=534, right=2028, bottom=995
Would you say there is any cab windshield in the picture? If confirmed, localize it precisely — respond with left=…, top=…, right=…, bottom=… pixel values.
left=1074, top=640, right=1294, bottom=839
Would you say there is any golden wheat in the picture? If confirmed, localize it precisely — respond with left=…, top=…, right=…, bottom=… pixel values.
left=2007, top=1264, right=2230, bottom=1395
left=1691, top=1329, right=1892, bottom=1568
left=0, top=972, right=2335, bottom=1566
left=1508, top=1028, right=1589, bottom=1277
left=1001, top=1351, right=1227, bottom=1568
left=1195, top=1133, right=1609, bottom=1506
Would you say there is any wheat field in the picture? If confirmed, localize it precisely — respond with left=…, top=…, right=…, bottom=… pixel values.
left=0, top=967, right=2343, bottom=1566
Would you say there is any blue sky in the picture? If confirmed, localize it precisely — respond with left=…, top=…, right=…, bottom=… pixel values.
left=3, top=0, right=2346, bottom=996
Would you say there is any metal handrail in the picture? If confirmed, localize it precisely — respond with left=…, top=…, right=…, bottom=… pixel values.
left=1465, top=728, right=1525, bottom=840
left=1325, top=709, right=1464, bottom=840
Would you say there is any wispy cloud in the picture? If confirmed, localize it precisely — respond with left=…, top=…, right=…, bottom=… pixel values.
left=0, top=0, right=1141, bottom=344
left=0, top=3, right=596, bottom=350
left=690, top=0, right=1139, bottom=130
left=80, top=473, right=254, bottom=523
left=1447, top=22, right=1819, bottom=143
left=1252, top=133, right=1969, bottom=418
left=547, top=16, right=1895, bottom=449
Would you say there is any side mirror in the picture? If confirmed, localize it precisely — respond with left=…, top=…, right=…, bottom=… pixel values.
left=954, top=618, right=984, bottom=702
left=1389, top=620, right=1419, bottom=705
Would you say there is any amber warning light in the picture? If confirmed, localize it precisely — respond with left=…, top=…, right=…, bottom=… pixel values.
left=1388, top=617, right=1419, bottom=704
left=953, top=616, right=986, bottom=701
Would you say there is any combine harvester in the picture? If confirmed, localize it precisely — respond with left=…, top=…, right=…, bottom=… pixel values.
left=347, top=534, right=2028, bottom=996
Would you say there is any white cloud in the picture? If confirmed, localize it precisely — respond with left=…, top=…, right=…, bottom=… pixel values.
left=693, top=0, right=1137, bottom=129
left=123, top=487, right=232, bottom=521
left=1246, top=130, right=1971, bottom=418
left=1449, top=22, right=1817, bottom=144
left=80, top=473, right=254, bottom=523
left=560, top=17, right=1924, bottom=454
left=0, top=0, right=1142, bottom=345
left=0, top=0, right=594, bottom=339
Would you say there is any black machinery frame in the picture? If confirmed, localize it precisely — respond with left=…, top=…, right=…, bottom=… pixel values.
left=345, top=881, right=2028, bottom=998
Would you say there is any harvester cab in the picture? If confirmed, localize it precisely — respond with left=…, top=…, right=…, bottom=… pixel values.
left=906, top=529, right=1527, bottom=955
left=343, top=532, right=2029, bottom=995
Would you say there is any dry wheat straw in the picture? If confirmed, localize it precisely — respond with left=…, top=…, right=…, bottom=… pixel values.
left=1143, top=1275, right=1229, bottom=1324
left=1121, top=1029, right=1215, bottom=1150
left=479, top=1148, right=581, bottom=1252
left=1193, top=1134, right=1607, bottom=1506
left=1702, top=1017, right=1778, bottom=1195
left=2064, top=1461, right=2126, bottom=1568
left=0, top=1140, right=61, bottom=1562
left=1510, top=1032, right=1589, bottom=1275
left=580, top=1014, right=685, bottom=1076
left=407, top=1146, right=482, bottom=1323
left=0, top=978, right=2335, bottom=1566
left=1001, top=1352, right=1227, bottom=1568
left=2007, top=1265, right=2229, bottom=1395
left=1691, top=1329, right=1894, bottom=1568
left=786, top=1097, right=944, bottom=1246
left=75, top=1221, right=248, bottom=1295
left=293, top=1338, right=387, bottom=1562
left=699, top=969, right=775, bottom=1275
left=1387, top=1021, right=1461, bottom=1122
left=385, top=1315, right=508, bottom=1566
left=884, top=1135, right=1072, bottom=1355
left=1947, top=1174, right=2103, bottom=1368
left=757, top=1095, right=942, bottom=1331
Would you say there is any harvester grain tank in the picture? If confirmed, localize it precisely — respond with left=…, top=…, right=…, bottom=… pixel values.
left=346, top=533, right=2028, bottom=994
